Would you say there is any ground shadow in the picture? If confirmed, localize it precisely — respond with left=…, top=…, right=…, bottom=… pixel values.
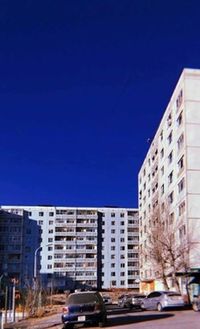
left=107, top=312, right=174, bottom=327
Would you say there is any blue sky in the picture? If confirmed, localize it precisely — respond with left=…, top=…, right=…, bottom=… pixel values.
left=1, top=0, right=200, bottom=207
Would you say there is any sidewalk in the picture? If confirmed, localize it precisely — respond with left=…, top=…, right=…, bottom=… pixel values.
left=4, top=313, right=62, bottom=329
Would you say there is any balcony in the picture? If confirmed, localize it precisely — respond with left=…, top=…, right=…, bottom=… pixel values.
left=55, top=222, right=76, bottom=227
left=55, top=231, right=76, bottom=236
left=76, top=223, right=97, bottom=228
left=76, top=232, right=97, bottom=237
left=128, top=283, right=139, bottom=289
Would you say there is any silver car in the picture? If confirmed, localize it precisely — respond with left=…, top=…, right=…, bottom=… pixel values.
left=141, top=291, right=185, bottom=311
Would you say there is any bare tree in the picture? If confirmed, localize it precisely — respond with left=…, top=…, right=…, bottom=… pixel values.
left=143, top=204, right=191, bottom=292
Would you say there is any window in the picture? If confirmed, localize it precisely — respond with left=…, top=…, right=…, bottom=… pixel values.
left=48, top=238, right=53, bottom=242
left=39, top=212, right=44, bottom=217
left=168, top=191, right=174, bottom=204
left=161, top=166, right=164, bottom=176
left=167, top=113, right=172, bottom=127
left=111, top=263, right=115, bottom=268
left=177, top=112, right=183, bottom=126
left=161, top=184, right=164, bottom=195
left=49, top=220, right=53, bottom=225
left=111, top=229, right=115, bottom=234
left=111, top=238, right=115, bottom=242
left=143, top=182, right=146, bottom=190
left=48, top=255, right=52, bottom=260
left=168, top=151, right=173, bottom=164
left=120, top=272, right=125, bottom=276
left=39, top=220, right=43, bottom=225
left=111, top=213, right=115, bottom=217
left=121, top=221, right=125, bottom=226
left=47, top=264, right=52, bottom=269
left=120, top=263, right=125, bottom=268
left=160, top=148, right=164, bottom=159
left=178, top=178, right=185, bottom=193
left=179, top=225, right=186, bottom=240
left=148, top=174, right=151, bottom=182
left=168, top=131, right=173, bottom=145
left=120, top=246, right=125, bottom=250
left=120, top=281, right=125, bottom=285
left=28, top=211, right=32, bottom=216
left=160, top=130, right=163, bottom=141
left=176, top=90, right=183, bottom=110
left=111, top=246, right=115, bottom=250
left=111, top=221, right=115, bottom=225
left=48, top=246, right=53, bottom=251
left=111, top=255, right=115, bottom=259
left=120, top=229, right=125, bottom=234
left=179, top=201, right=186, bottom=216
left=178, top=156, right=184, bottom=172
left=111, top=281, right=116, bottom=286
left=120, top=238, right=125, bottom=242
left=48, top=229, right=53, bottom=234
left=168, top=171, right=173, bottom=185
left=49, top=212, right=54, bottom=217
left=169, top=212, right=174, bottom=225
left=177, top=133, right=184, bottom=150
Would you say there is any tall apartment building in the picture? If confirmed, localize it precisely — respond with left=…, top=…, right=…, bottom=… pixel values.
left=138, top=68, right=200, bottom=291
left=0, top=209, right=39, bottom=286
left=100, top=207, right=139, bottom=290
left=1, top=206, right=139, bottom=291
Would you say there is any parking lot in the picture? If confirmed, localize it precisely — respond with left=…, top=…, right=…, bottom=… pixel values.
left=5, top=306, right=200, bottom=329
left=104, top=308, right=200, bottom=329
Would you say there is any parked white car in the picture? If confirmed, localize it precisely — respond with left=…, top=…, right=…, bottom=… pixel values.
left=141, top=291, right=185, bottom=311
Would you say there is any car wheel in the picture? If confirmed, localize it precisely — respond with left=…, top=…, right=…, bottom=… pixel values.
left=98, top=314, right=107, bottom=327
left=140, top=303, right=145, bottom=311
left=193, top=302, right=200, bottom=312
left=157, top=303, right=163, bottom=312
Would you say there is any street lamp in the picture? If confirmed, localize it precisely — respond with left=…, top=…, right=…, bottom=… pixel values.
left=34, top=246, right=42, bottom=280
left=34, top=244, right=53, bottom=280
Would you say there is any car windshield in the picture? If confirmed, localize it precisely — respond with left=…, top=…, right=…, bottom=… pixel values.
left=67, top=293, right=99, bottom=305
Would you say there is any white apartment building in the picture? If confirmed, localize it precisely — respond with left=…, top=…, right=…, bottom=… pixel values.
left=1, top=205, right=139, bottom=291
left=138, top=68, right=200, bottom=291
left=100, top=207, right=139, bottom=290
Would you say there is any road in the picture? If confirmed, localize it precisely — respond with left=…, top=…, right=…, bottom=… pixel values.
left=5, top=306, right=200, bottom=329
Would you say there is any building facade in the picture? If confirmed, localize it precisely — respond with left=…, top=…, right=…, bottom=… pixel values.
left=0, top=209, right=39, bottom=287
left=1, top=206, right=139, bottom=291
left=138, top=68, right=200, bottom=291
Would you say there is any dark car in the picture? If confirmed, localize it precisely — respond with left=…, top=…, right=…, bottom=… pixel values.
left=62, top=291, right=107, bottom=328
left=141, top=291, right=185, bottom=311
left=118, top=293, right=145, bottom=309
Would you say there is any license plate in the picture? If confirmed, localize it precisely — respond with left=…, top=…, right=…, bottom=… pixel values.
left=78, top=316, right=86, bottom=321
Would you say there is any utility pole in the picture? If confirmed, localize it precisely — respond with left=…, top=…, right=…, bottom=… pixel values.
left=4, top=285, right=8, bottom=324
left=12, top=279, right=16, bottom=323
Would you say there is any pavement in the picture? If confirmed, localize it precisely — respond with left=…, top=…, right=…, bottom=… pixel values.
left=3, top=313, right=62, bottom=329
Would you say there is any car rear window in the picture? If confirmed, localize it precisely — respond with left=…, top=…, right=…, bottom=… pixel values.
left=165, top=292, right=181, bottom=297
left=67, top=293, right=99, bottom=305
left=132, top=295, right=146, bottom=298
